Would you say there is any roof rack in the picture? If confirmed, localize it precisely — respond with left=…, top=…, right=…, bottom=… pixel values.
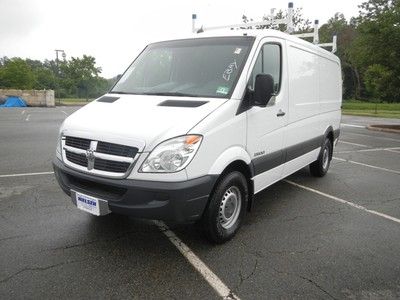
left=192, top=2, right=337, bottom=53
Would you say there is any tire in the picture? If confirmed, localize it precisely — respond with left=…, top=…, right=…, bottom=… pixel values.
left=201, top=171, right=248, bottom=243
left=310, top=138, right=332, bottom=177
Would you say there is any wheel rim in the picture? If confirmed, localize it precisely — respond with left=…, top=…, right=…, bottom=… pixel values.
left=219, top=186, right=242, bottom=230
left=322, top=147, right=329, bottom=170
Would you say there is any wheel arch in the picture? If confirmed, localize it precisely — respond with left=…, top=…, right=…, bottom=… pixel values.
left=208, top=147, right=254, bottom=212
left=323, top=126, right=334, bottom=159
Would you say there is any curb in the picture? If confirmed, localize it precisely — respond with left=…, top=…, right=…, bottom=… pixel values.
left=367, top=125, right=400, bottom=134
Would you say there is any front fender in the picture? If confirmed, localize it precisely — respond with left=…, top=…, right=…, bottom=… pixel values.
left=208, top=146, right=252, bottom=175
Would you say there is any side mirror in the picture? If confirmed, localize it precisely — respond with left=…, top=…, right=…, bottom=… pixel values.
left=253, top=74, right=274, bottom=107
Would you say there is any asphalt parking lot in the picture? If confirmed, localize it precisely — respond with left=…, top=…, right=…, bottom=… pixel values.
left=1, top=107, right=400, bottom=299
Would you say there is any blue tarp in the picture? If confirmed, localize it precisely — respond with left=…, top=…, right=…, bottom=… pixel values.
left=0, top=96, right=27, bottom=107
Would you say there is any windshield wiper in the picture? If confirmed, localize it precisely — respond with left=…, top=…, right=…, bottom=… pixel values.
left=109, top=91, right=203, bottom=97
left=141, top=92, right=202, bottom=97
left=109, top=91, right=136, bottom=95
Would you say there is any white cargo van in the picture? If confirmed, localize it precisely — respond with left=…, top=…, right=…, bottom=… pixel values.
left=53, top=25, right=341, bottom=242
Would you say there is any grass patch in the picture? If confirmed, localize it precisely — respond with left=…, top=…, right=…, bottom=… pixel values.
left=342, top=100, right=400, bottom=119
left=56, top=98, right=94, bottom=106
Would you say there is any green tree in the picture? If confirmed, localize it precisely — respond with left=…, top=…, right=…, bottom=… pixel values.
left=90, top=77, right=110, bottom=98
left=25, top=59, right=57, bottom=90
left=0, top=55, right=109, bottom=98
left=319, top=13, right=358, bottom=99
left=34, top=68, right=57, bottom=90
left=0, top=58, right=35, bottom=89
left=60, top=55, right=102, bottom=100
left=348, top=0, right=400, bottom=101
left=364, top=64, right=393, bottom=99
left=0, top=56, right=10, bottom=67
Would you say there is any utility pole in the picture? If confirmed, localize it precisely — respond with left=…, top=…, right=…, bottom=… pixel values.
left=54, top=49, right=66, bottom=105
left=55, top=49, right=65, bottom=72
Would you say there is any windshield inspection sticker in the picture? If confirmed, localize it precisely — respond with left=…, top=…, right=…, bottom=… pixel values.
left=222, top=60, right=238, bottom=81
left=234, top=48, right=242, bottom=54
left=216, top=86, right=229, bottom=95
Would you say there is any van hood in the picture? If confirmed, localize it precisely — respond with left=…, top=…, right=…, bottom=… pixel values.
left=62, top=94, right=227, bottom=152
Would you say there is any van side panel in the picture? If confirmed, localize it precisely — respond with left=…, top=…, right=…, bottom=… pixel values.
left=287, top=44, right=319, bottom=123
left=318, top=55, right=342, bottom=115
left=281, top=42, right=341, bottom=178
left=285, top=43, right=321, bottom=153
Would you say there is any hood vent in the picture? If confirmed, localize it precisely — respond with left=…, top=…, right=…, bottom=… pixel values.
left=97, top=96, right=120, bottom=103
left=158, top=100, right=208, bottom=108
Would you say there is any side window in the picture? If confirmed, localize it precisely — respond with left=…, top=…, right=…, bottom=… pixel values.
left=262, top=44, right=281, bottom=93
left=249, top=43, right=281, bottom=93
left=249, top=52, right=262, bottom=90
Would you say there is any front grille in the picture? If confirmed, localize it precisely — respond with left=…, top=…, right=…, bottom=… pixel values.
left=94, top=158, right=130, bottom=173
left=63, top=136, right=137, bottom=175
left=66, top=151, right=88, bottom=167
left=65, top=136, right=91, bottom=150
left=97, top=141, right=137, bottom=157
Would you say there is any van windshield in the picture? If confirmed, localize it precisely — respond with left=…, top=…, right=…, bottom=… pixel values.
left=111, top=37, right=254, bottom=98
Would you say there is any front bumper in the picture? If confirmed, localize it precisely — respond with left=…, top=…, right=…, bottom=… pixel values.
left=53, top=159, right=217, bottom=223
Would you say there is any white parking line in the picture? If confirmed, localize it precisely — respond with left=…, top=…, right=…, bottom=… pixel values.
left=61, top=110, right=68, bottom=116
left=335, top=147, right=400, bottom=154
left=25, top=114, right=30, bottom=121
left=0, top=171, right=54, bottom=178
left=155, top=221, right=240, bottom=300
left=338, top=140, right=370, bottom=148
left=347, top=132, right=400, bottom=143
left=338, top=141, right=400, bottom=154
left=341, top=123, right=366, bottom=128
left=387, top=148, right=400, bottom=154
left=333, top=157, right=400, bottom=174
left=21, top=110, right=25, bottom=115
left=284, top=180, right=400, bottom=225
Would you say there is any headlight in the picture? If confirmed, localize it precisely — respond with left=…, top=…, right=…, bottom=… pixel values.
left=56, top=122, right=65, bottom=161
left=140, top=135, right=202, bottom=173
left=56, top=134, right=62, bottom=160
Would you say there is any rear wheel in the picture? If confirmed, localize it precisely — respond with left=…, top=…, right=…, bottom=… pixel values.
left=310, top=138, right=332, bottom=177
left=201, top=171, right=248, bottom=243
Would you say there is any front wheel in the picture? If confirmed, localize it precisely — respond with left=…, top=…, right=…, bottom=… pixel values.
left=201, top=171, right=248, bottom=243
left=310, top=138, right=332, bottom=177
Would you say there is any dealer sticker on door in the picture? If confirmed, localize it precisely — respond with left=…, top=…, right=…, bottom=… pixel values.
left=75, top=192, right=101, bottom=216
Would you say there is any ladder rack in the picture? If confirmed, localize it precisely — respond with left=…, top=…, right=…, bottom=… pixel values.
left=192, top=2, right=337, bottom=53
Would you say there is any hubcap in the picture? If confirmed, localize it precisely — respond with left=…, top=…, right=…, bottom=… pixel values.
left=322, top=147, right=329, bottom=170
left=219, top=186, right=242, bottom=230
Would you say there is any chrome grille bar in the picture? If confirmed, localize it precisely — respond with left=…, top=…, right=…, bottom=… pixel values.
left=62, top=136, right=139, bottom=178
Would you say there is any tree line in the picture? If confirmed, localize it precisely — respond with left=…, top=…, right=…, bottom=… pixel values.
left=244, top=0, right=399, bottom=102
left=319, top=0, right=399, bottom=102
left=0, top=55, right=113, bottom=99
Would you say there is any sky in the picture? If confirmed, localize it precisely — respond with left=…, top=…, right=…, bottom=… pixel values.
left=0, top=0, right=363, bottom=78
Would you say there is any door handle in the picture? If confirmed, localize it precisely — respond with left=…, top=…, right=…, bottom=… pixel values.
left=276, top=109, right=286, bottom=117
